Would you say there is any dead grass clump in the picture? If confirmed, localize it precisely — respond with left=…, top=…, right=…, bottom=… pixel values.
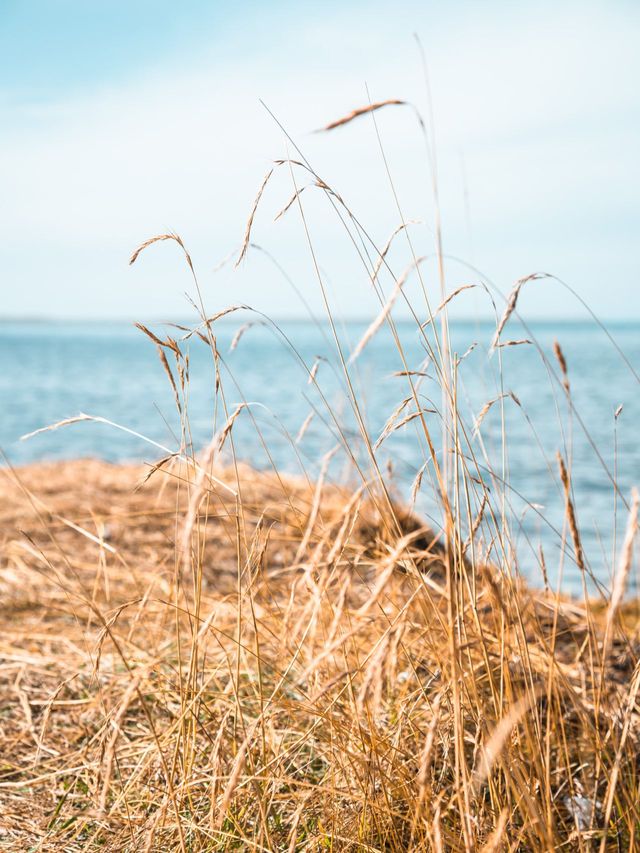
left=0, top=458, right=638, bottom=851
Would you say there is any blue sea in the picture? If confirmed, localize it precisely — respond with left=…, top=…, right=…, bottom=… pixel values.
left=1, top=318, right=638, bottom=594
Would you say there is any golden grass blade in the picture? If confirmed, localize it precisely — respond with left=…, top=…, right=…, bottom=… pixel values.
left=205, top=305, right=245, bottom=325
left=479, top=809, right=509, bottom=852
left=215, top=403, right=246, bottom=454
left=371, top=220, right=420, bottom=286
left=598, top=664, right=640, bottom=852
left=356, top=527, right=430, bottom=616
left=295, top=411, right=314, bottom=444
left=373, top=409, right=427, bottom=451
left=308, top=356, right=324, bottom=384
left=287, top=793, right=314, bottom=853
left=156, top=346, right=181, bottom=413
left=273, top=184, right=310, bottom=220
left=349, top=256, right=426, bottom=364
left=135, top=322, right=170, bottom=349
left=491, top=272, right=549, bottom=349
left=318, top=99, right=406, bottom=131
left=236, top=167, right=275, bottom=266
left=129, top=232, right=192, bottom=270
left=98, top=673, right=142, bottom=815
left=229, top=322, right=254, bottom=352
left=421, top=284, right=477, bottom=326
left=463, top=494, right=488, bottom=555
left=374, top=397, right=410, bottom=446
left=0, top=764, right=99, bottom=789
left=417, top=695, right=441, bottom=796
left=557, top=452, right=585, bottom=572
left=21, top=413, right=237, bottom=495
left=326, top=485, right=365, bottom=565
left=294, top=445, right=338, bottom=561
left=553, top=340, right=570, bottom=392
left=55, top=515, right=117, bottom=554
left=458, top=341, right=478, bottom=363
left=21, top=413, right=93, bottom=440
left=472, top=692, right=538, bottom=794
left=494, top=338, right=532, bottom=348
left=605, top=487, right=639, bottom=640
left=473, top=394, right=507, bottom=438
left=411, top=462, right=428, bottom=504
left=181, top=439, right=217, bottom=575
left=432, top=801, right=444, bottom=853
left=215, top=721, right=258, bottom=829
left=175, top=306, right=247, bottom=344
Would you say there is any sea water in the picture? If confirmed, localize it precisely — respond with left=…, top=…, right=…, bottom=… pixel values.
left=1, top=318, right=638, bottom=594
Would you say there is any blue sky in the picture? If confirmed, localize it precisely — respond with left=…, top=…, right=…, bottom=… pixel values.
left=1, top=0, right=639, bottom=321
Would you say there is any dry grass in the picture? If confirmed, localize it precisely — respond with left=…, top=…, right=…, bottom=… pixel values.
left=2, top=97, right=640, bottom=852
left=0, top=456, right=638, bottom=851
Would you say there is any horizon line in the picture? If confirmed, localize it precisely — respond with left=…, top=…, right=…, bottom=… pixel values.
left=0, top=314, right=639, bottom=326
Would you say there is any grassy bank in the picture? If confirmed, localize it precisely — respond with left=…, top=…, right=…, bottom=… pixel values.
left=0, top=457, right=638, bottom=851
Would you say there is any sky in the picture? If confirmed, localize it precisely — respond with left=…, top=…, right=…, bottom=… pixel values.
left=1, top=0, right=639, bottom=322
